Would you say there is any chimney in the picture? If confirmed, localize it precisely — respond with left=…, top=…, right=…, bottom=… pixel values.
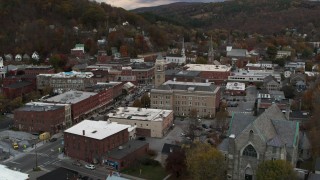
left=82, top=130, right=85, bottom=136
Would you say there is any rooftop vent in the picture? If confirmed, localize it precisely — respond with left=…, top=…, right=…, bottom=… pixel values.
left=92, top=130, right=97, bottom=134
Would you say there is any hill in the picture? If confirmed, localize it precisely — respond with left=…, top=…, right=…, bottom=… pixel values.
left=133, top=0, right=320, bottom=36
left=0, top=0, right=178, bottom=58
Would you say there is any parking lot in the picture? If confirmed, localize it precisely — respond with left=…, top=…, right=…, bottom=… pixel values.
left=224, top=86, right=257, bottom=115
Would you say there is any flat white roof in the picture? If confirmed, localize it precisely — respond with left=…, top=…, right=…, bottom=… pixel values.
left=226, top=82, right=245, bottom=91
left=184, top=64, right=231, bottom=72
left=44, top=90, right=97, bottom=104
left=0, top=164, right=28, bottom=180
left=64, top=120, right=131, bottom=140
left=108, top=107, right=172, bottom=122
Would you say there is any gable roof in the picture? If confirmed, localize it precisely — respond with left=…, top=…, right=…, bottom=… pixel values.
left=263, top=75, right=278, bottom=84
left=228, top=104, right=298, bottom=148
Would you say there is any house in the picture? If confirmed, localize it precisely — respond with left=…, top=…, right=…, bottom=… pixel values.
left=276, top=50, right=292, bottom=59
left=263, top=75, right=281, bottom=91
left=290, top=73, right=306, bottom=84
left=218, top=104, right=299, bottom=180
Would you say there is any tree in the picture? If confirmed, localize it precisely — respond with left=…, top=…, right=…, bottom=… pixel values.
left=165, top=149, right=186, bottom=178
left=195, top=56, right=207, bottom=64
left=281, top=85, right=295, bottom=99
left=186, top=143, right=227, bottom=180
left=141, top=94, right=150, bottom=108
left=132, top=99, right=142, bottom=108
left=216, top=102, right=228, bottom=129
left=256, top=160, right=297, bottom=180
left=266, top=45, right=277, bottom=60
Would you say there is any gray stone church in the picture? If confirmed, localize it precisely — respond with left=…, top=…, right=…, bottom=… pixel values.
left=218, top=104, right=299, bottom=180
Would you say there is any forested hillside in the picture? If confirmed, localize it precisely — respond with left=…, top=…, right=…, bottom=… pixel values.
left=134, top=0, right=320, bottom=38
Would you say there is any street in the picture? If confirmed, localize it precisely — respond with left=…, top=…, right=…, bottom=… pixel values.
left=3, top=137, right=64, bottom=173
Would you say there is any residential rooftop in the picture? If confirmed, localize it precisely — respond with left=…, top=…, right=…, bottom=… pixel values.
left=44, top=90, right=97, bottom=104
left=64, top=120, right=131, bottom=140
left=184, top=64, right=231, bottom=72
left=108, top=107, right=172, bottom=122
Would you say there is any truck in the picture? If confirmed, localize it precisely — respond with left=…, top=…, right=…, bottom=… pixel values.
left=39, top=132, right=50, bottom=141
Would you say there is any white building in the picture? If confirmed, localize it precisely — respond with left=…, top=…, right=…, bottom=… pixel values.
left=226, top=82, right=246, bottom=91
left=165, top=38, right=186, bottom=65
left=0, top=164, right=29, bottom=180
left=228, top=69, right=281, bottom=82
left=108, top=107, right=174, bottom=138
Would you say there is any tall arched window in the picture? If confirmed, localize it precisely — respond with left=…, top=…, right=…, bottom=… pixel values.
left=243, top=145, right=257, bottom=158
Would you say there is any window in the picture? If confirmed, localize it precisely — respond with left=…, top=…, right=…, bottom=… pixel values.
left=272, top=147, right=277, bottom=154
left=243, top=145, right=257, bottom=158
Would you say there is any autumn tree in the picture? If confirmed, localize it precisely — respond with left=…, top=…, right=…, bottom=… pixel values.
left=165, top=149, right=186, bottom=178
left=49, top=54, right=67, bottom=72
left=141, top=94, right=150, bottom=108
left=186, top=143, right=227, bottom=180
left=256, top=160, right=297, bottom=180
left=195, top=56, right=208, bottom=64
left=216, top=102, right=229, bottom=130
left=132, top=99, right=142, bottom=108
left=266, top=45, right=277, bottom=60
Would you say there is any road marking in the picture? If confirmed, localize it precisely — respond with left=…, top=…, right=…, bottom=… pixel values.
left=8, top=161, right=21, bottom=164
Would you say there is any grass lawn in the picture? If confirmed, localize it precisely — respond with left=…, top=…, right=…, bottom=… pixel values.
left=121, top=165, right=168, bottom=180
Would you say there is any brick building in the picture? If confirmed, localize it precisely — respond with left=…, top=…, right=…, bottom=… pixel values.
left=43, top=91, right=100, bottom=123
left=151, top=80, right=221, bottom=118
left=14, top=102, right=72, bottom=134
left=184, top=64, right=231, bottom=85
left=108, top=107, right=174, bottom=138
left=2, top=81, right=34, bottom=99
left=24, top=65, right=55, bottom=75
left=64, top=120, right=139, bottom=163
left=37, top=71, right=96, bottom=93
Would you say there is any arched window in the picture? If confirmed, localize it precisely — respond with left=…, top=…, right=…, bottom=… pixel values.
left=243, top=145, right=257, bottom=158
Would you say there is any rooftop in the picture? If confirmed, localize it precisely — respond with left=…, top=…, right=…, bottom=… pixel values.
left=108, top=140, right=148, bottom=160
left=108, top=107, right=172, bottom=122
left=0, top=164, right=29, bottom=180
left=154, top=80, right=218, bottom=92
left=64, top=120, right=131, bottom=140
left=184, top=64, right=231, bottom=72
left=16, top=102, right=66, bottom=112
left=5, top=81, right=32, bottom=89
left=44, top=90, right=97, bottom=104
left=38, top=71, right=94, bottom=78
left=226, top=82, right=245, bottom=91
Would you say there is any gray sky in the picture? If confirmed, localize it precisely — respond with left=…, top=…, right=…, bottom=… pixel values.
left=94, top=0, right=222, bottom=10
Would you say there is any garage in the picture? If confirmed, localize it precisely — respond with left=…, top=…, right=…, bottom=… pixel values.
left=136, top=128, right=151, bottom=137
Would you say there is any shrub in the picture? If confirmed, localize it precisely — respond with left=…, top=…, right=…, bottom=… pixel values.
left=147, top=149, right=158, bottom=157
left=139, top=156, right=160, bottom=166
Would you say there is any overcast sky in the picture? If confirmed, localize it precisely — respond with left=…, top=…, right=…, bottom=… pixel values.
left=94, top=0, right=222, bottom=10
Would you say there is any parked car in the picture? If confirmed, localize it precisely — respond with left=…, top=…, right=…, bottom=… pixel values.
left=49, top=137, right=57, bottom=142
left=85, top=164, right=95, bottom=170
left=72, top=160, right=82, bottom=166
left=202, top=124, right=208, bottom=129
left=137, top=137, right=146, bottom=141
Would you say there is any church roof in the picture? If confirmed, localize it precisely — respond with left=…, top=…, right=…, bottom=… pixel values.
left=227, top=104, right=299, bottom=148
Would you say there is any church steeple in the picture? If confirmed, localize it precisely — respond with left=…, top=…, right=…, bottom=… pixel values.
left=181, top=37, right=185, bottom=57
left=208, top=36, right=214, bottom=64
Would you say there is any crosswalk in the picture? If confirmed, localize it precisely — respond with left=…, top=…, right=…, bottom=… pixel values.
left=229, top=111, right=253, bottom=115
